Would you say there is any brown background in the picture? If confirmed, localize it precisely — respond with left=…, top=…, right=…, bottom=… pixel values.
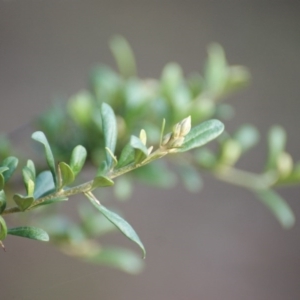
left=1, top=1, right=300, bottom=299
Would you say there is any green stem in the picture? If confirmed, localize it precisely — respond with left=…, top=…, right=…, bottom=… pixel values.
left=2, top=148, right=169, bottom=215
left=213, top=166, right=278, bottom=190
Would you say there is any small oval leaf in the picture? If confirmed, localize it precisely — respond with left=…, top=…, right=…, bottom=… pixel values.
left=0, top=216, right=7, bottom=241
left=34, top=171, right=55, bottom=199
left=0, top=156, right=18, bottom=182
left=130, top=135, right=148, bottom=163
left=70, top=145, right=87, bottom=177
left=117, top=144, right=135, bottom=168
left=8, top=226, right=49, bottom=242
left=32, top=131, right=57, bottom=187
left=0, top=174, right=4, bottom=190
left=58, top=162, right=75, bottom=188
left=101, top=103, right=117, bottom=169
left=91, top=176, right=114, bottom=190
left=13, top=194, right=34, bottom=211
left=22, top=166, right=35, bottom=196
left=266, top=126, right=286, bottom=170
left=0, top=190, right=6, bottom=214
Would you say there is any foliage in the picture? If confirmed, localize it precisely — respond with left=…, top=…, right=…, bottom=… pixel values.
left=1, top=36, right=298, bottom=273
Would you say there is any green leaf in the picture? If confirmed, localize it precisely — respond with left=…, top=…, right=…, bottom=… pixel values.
left=266, top=126, right=286, bottom=170
left=0, top=174, right=4, bottom=190
left=70, top=145, right=87, bottom=177
left=114, top=177, right=133, bottom=201
left=130, top=135, right=148, bottom=163
left=0, top=156, right=18, bottom=182
left=91, top=175, right=114, bottom=190
left=177, top=119, right=224, bottom=152
left=8, top=226, right=49, bottom=242
left=13, top=194, right=34, bottom=211
left=86, top=193, right=146, bottom=258
left=58, top=162, right=75, bottom=188
left=0, top=216, right=7, bottom=241
left=85, top=247, right=144, bottom=274
left=22, top=166, right=35, bottom=197
left=233, top=124, right=260, bottom=152
left=117, top=143, right=135, bottom=168
left=205, top=43, right=227, bottom=95
left=101, top=103, right=117, bottom=170
left=0, top=190, right=6, bottom=214
left=109, top=35, right=137, bottom=78
left=32, top=131, right=57, bottom=187
left=67, top=90, right=94, bottom=126
left=255, top=189, right=295, bottom=229
left=34, top=171, right=55, bottom=199
left=26, top=160, right=36, bottom=179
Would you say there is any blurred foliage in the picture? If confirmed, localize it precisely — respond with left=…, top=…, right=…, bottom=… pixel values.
left=1, top=36, right=299, bottom=273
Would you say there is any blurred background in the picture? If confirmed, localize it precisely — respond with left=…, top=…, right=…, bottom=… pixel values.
left=1, top=1, right=300, bottom=299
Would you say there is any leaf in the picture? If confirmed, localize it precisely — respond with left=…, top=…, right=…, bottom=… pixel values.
left=114, top=177, right=133, bottom=201
left=266, top=126, right=286, bottom=170
left=58, top=162, right=75, bottom=188
left=0, top=216, right=7, bottom=241
left=101, top=103, right=117, bottom=170
left=130, top=135, right=148, bottom=163
left=34, top=171, right=55, bottom=199
left=32, top=131, right=57, bottom=187
left=85, top=247, right=144, bottom=274
left=0, top=156, right=18, bottom=182
left=0, top=174, right=4, bottom=190
left=26, top=160, right=36, bottom=179
left=86, top=193, right=146, bottom=258
left=70, top=145, right=87, bottom=177
left=109, top=35, right=137, bottom=78
left=117, top=143, right=135, bottom=168
left=91, top=175, right=114, bottom=190
left=22, top=166, right=35, bottom=197
left=177, top=119, right=224, bottom=152
left=255, top=189, right=295, bottom=229
left=205, top=43, right=228, bottom=94
left=13, top=194, right=34, bottom=211
left=233, top=124, right=260, bottom=152
left=8, top=226, right=49, bottom=242
left=0, top=190, right=6, bottom=214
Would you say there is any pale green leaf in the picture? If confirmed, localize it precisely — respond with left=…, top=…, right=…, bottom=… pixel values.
left=0, top=156, right=18, bottom=182
left=70, top=145, right=87, bottom=177
left=86, top=193, right=146, bottom=258
left=177, top=119, right=224, bottom=152
left=8, top=226, right=49, bottom=242
left=0, top=191, right=6, bottom=214
left=101, top=103, right=117, bottom=169
left=85, top=247, right=144, bottom=274
left=58, top=162, right=75, bottom=188
left=91, top=175, right=114, bottom=190
left=34, top=171, right=55, bottom=199
left=0, top=216, right=7, bottom=241
left=13, top=194, right=34, bottom=211
left=109, top=35, right=136, bottom=78
left=255, top=189, right=295, bottom=229
left=32, top=131, right=57, bottom=187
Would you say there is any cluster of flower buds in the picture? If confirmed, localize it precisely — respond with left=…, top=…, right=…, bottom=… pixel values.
left=161, top=116, right=191, bottom=149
